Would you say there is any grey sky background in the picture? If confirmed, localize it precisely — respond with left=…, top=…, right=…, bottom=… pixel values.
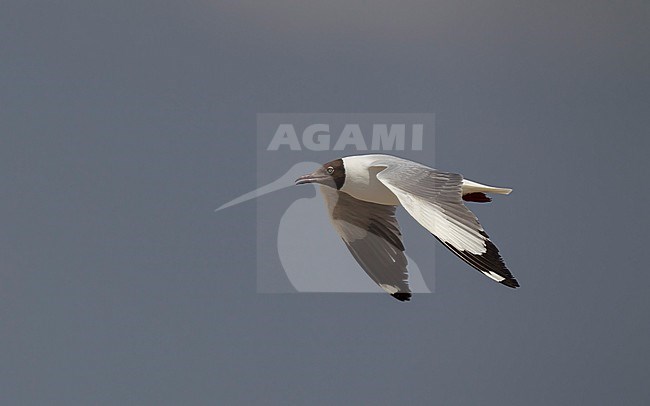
left=1, top=1, right=649, bottom=405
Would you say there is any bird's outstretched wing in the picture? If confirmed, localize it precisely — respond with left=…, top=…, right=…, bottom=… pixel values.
left=320, top=186, right=411, bottom=301
left=373, top=159, right=519, bottom=288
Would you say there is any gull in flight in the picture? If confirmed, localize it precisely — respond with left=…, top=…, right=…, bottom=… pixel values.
left=295, top=154, right=519, bottom=301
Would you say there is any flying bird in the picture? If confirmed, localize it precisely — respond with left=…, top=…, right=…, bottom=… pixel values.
left=295, top=154, right=519, bottom=302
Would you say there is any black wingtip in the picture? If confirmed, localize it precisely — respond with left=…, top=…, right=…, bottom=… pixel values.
left=391, top=292, right=412, bottom=302
left=500, top=278, right=520, bottom=289
left=434, top=231, right=520, bottom=290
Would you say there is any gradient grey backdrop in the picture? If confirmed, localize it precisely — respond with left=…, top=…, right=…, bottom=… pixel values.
left=1, top=1, right=649, bottom=405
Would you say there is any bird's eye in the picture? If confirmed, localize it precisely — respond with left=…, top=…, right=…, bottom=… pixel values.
left=326, top=166, right=334, bottom=174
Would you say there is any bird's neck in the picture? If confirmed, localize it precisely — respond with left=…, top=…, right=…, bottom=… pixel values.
left=340, top=158, right=400, bottom=206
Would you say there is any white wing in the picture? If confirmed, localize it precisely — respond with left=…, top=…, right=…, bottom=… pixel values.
left=372, top=158, right=519, bottom=288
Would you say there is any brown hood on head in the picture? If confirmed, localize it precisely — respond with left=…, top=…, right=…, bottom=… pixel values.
left=295, top=158, right=346, bottom=190
left=322, top=158, right=345, bottom=189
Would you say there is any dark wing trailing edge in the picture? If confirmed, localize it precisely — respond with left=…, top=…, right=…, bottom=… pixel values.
left=320, top=186, right=411, bottom=301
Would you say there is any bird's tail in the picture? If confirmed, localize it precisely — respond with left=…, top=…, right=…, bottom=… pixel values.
left=461, top=179, right=512, bottom=195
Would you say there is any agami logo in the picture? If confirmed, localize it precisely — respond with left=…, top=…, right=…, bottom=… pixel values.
left=267, top=123, right=424, bottom=151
